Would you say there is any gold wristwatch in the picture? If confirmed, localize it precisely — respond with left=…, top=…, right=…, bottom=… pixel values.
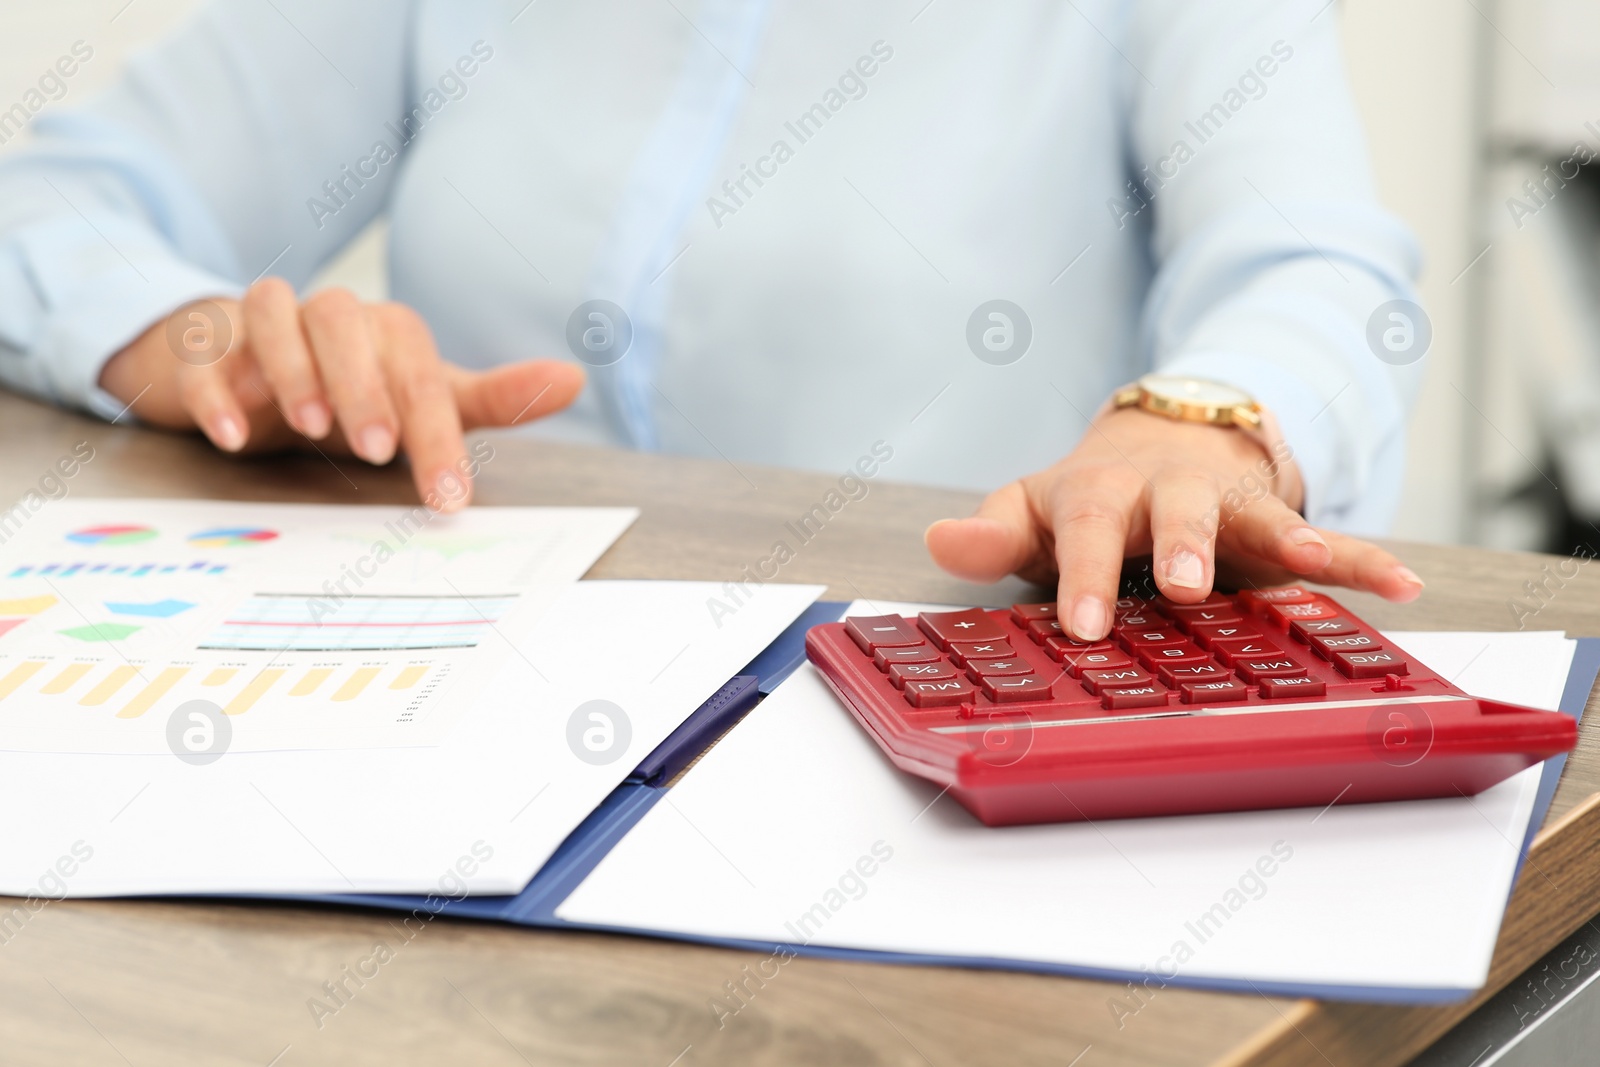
left=1111, top=374, right=1263, bottom=430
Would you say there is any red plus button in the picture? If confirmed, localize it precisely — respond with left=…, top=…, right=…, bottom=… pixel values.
left=918, top=609, right=1007, bottom=649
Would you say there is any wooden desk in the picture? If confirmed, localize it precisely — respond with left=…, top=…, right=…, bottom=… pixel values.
left=1, top=390, right=1596, bottom=1067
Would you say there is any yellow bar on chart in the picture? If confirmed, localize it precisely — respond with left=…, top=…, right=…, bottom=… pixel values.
left=116, top=666, right=189, bottom=719
left=42, top=662, right=92, bottom=694
left=333, top=667, right=380, bottom=702
left=389, top=665, right=428, bottom=690
left=0, top=661, right=45, bottom=701
left=202, top=668, right=238, bottom=686
left=223, top=669, right=285, bottom=715
left=81, top=665, right=139, bottom=706
left=290, top=668, right=333, bottom=696
left=0, top=595, right=55, bottom=615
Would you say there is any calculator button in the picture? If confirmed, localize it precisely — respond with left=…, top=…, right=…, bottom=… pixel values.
left=872, top=644, right=942, bottom=671
left=1158, top=661, right=1230, bottom=686
left=1102, top=684, right=1170, bottom=710
left=845, top=614, right=923, bottom=653
left=918, top=609, right=1007, bottom=649
left=1045, top=637, right=1113, bottom=663
left=1234, top=657, right=1306, bottom=683
left=1080, top=665, right=1155, bottom=695
left=1189, top=622, right=1263, bottom=649
left=1310, top=633, right=1382, bottom=658
left=903, top=677, right=977, bottom=707
left=1167, top=604, right=1244, bottom=631
left=1112, top=612, right=1159, bottom=630
left=1334, top=650, right=1408, bottom=678
left=1265, top=602, right=1340, bottom=628
left=1120, top=628, right=1185, bottom=649
left=948, top=640, right=1014, bottom=666
left=1180, top=678, right=1250, bottom=703
left=1136, top=643, right=1208, bottom=670
left=1210, top=638, right=1282, bottom=666
left=966, top=658, right=1034, bottom=679
left=888, top=662, right=957, bottom=689
left=980, top=675, right=1055, bottom=702
left=1290, top=618, right=1358, bottom=642
left=1239, top=587, right=1314, bottom=611
left=1063, top=648, right=1134, bottom=677
left=1025, top=618, right=1066, bottom=643
left=1010, top=603, right=1057, bottom=624
left=1259, top=675, right=1326, bottom=698
left=1154, top=593, right=1232, bottom=617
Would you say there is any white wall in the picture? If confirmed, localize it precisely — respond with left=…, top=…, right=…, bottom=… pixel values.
left=1340, top=0, right=1484, bottom=544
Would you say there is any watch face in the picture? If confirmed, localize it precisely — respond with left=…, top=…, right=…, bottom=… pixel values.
left=1138, top=374, right=1252, bottom=408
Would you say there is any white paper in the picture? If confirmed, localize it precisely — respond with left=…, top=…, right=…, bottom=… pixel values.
left=0, top=580, right=823, bottom=897
left=558, top=603, right=1576, bottom=994
left=0, top=500, right=636, bottom=752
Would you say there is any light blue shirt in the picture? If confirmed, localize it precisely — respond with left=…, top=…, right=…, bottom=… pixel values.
left=0, top=0, right=1422, bottom=532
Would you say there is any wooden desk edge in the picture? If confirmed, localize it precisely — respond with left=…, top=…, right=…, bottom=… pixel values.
left=1217, top=789, right=1600, bottom=1067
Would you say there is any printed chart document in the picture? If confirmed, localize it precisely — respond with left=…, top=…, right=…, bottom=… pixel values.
left=0, top=500, right=636, bottom=752
left=558, top=602, right=1576, bottom=996
left=0, top=579, right=824, bottom=897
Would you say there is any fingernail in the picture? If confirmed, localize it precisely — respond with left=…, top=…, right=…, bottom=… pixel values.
left=294, top=400, right=331, bottom=438
left=357, top=425, right=396, bottom=464
left=1069, top=596, right=1107, bottom=641
left=1288, top=526, right=1327, bottom=549
left=433, top=468, right=470, bottom=510
left=1163, top=547, right=1205, bottom=589
left=1396, top=566, right=1425, bottom=589
left=923, top=518, right=958, bottom=544
left=212, top=415, right=245, bottom=452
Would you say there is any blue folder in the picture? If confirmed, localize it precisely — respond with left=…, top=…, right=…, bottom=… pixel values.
left=314, top=604, right=1600, bottom=1004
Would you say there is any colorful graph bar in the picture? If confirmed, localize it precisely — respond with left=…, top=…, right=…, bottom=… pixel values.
left=80, top=665, right=139, bottom=706
left=389, top=665, right=429, bottom=690
left=333, top=667, right=380, bottom=702
left=290, top=668, right=334, bottom=696
left=0, top=661, right=45, bottom=701
left=223, top=669, right=285, bottom=716
left=0, top=595, right=56, bottom=615
left=117, top=666, right=189, bottom=719
left=42, top=663, right=92, bottom=694
left=7, top=562, right=226, bottom=578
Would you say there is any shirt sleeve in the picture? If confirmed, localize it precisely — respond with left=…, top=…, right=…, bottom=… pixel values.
left=0, top=0, right=416, bottom=420
left=1124, top=0, right=1424, bottom=534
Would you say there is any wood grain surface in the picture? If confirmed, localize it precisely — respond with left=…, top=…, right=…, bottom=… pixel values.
left=0, top=391, right=1595, bottom=1067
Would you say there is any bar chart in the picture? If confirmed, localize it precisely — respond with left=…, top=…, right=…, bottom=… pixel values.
left=0, top=650, right=449, bottom=752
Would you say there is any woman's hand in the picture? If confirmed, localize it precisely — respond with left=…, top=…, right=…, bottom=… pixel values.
left=98, top=279, right=585, bottom=510
left=925, top=407, right=1424, bottom=642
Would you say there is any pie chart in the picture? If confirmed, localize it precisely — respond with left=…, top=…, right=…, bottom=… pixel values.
left=66, top=525, right=157, bottom=546
left=188, top=527, right=279, bottom=548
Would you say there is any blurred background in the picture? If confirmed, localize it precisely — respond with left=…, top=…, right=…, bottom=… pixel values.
left=4, top=0, right=1598, bottom=556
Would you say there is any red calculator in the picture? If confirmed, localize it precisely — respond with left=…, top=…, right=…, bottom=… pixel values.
left=804, top=587, right=1578, bottom=825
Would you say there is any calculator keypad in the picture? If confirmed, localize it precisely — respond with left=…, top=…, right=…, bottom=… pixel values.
left=849, top=591, right=1417, bottom=715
